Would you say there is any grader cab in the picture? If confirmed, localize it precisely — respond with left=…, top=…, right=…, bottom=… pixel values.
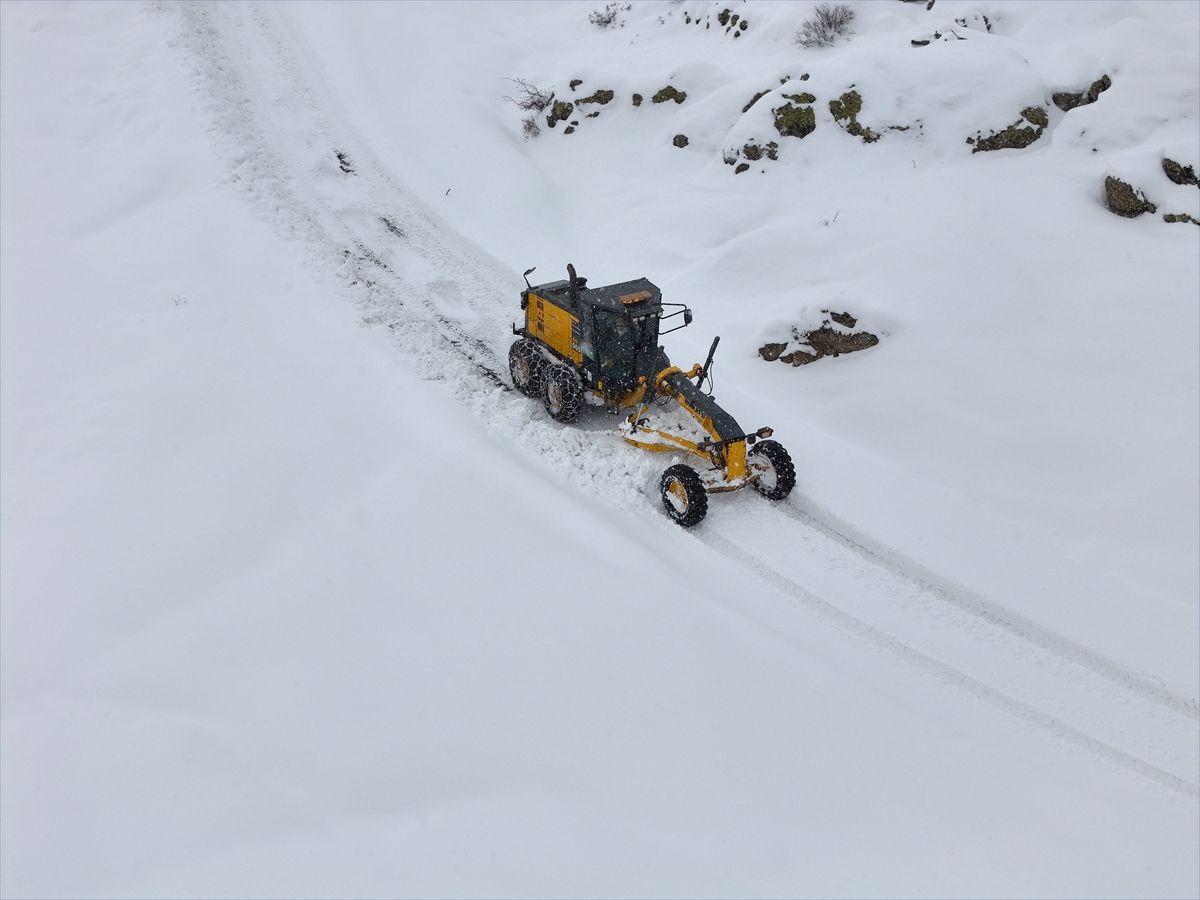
left=509, top=264, right=795, bottom=526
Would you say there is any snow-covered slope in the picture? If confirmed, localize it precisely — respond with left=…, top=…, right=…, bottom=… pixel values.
left=2, top=2, right=1196, bottom=897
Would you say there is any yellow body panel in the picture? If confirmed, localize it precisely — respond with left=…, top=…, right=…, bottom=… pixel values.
left=527, top=294, right=582, bottom=365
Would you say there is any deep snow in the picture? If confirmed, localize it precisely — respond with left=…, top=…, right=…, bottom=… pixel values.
left=1, top=2, right=1197, bottom=897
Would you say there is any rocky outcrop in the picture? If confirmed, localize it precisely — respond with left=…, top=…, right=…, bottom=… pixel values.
left=1163, top=158, right=1199, bottom=187
left=1105, top=176, right=1156, bottom=218
left=759, top=312, right=880, bottom=366
left=829, top=91, right=879, bottom=143
left=968, top=107, right=1047, bottom=153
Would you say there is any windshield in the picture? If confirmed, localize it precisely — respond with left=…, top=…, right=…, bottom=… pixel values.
left=595, top=310, right=659, bottom=389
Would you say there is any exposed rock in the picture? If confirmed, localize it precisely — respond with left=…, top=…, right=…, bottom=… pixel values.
left=673, top=134, right=689, bottom=148
left=1022, top=106, right=1049, bottom=128
left=652, top=86, right=687, bottom=104
left=806, top=326, right=879, bottom=357
left=717, top=8, right=730, bottom=26
left=780, top=349, right=818, bottom=366
left=829, top=311, right=857, bottom=328
left=735, top=163, right=750, bottom=174
left=1163, top=213, right=1199, bottom=225
left=577, top=89, right=614, bottom=106
left=743, top=90, right=771, bottom=114
left=564, top=125, right=576, bottom=134
left=1105, top=176, right=1156, bottom=217
left=1086, top=74, right=1112, bottom=103
left=1163, top=158, right=1199, bottom=187
left=759, top=313, right=880, bottom=368
left=631, top=93, right=643, bottom=107
left=783, top=92, right=816, bottom=104
left=741, top=141, right=779, bottom=161
left=969, top=108, right=1047, bottom=153
left=774, top=102, right=816, bottom=139
left=586, top=111, right=600, bottom=118
left=1053, top=74, right=1111, bottom=111
left=759, top=342, right=788, bottom=362
left=829, top=91, right=879, bottom=143
left=569, top=79, right=583, bottom=91
left=546, top=100, right=574, bottom=128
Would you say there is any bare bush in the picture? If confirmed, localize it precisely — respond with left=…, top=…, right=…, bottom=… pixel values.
left=503, top=78, right=554, bottom=112
left=589, top=2, right=631, bottom=28
left=795, top=3, right=855, bottom=48
left=521, top=115, right=541, bottom=140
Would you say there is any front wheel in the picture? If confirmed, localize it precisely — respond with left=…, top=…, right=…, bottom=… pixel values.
left=509, top=339, right=544, bottom=396
left=542, top=363, right=583, bottom=423
left=660, top=464, right=708, bottom=527
left=749, top=439, right=796, bottom=501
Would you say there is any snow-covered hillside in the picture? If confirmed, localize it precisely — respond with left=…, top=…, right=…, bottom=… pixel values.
left=2, top=2, right=1197, bottom=897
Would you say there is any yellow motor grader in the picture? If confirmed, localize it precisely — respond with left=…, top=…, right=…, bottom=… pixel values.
left=509, top=264, right=795, bottom=526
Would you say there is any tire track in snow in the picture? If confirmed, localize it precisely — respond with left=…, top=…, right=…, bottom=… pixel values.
left=162, top=1, right=1198, bottom=800
left=701, top=529, right=1198, bottom=799
left=783, top=495, right=1198, bottom=721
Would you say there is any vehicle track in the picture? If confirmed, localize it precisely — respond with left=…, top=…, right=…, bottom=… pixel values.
left=703, top=499, right=1198, bottom=797
left=164, top=0, right=1199, bottom=801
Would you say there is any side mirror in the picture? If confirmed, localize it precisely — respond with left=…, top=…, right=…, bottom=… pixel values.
left=684, top=309, right=693, bottom=325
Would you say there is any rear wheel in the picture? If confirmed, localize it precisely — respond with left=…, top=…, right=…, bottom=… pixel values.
left=660, top=464, right=708, bottom=527
left=749, top=439, right=796, bottom=501
left=542, top=363, right=583, bottom=422
left=509, top=339, right=544, bottom=396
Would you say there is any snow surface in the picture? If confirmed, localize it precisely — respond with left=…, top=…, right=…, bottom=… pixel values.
left=1, top=1, right=1197, bottom=897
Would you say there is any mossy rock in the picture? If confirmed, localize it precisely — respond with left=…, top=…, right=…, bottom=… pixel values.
left=578, top=89, right=614, bottom=106
left=652, top=86, right=687, bottom=104
left=673, top=134, right=689, bottom=148
left=546, top=100, right=574, bottom=128
left=773, top=103, right=815, bottom=139
left=1105, top=176, right=1156, bottom=218
left=632, top=93, right=643, bottom=107
left=742, top=141, right=779, bottom=161
left=569, top=79, right=583, bottom=91
left=735, top=162, right=750, bottom=174
left=829, top=91, right=880, bottom=144
left=783, top=92, right=816, bottom=104
left=829, top=91, right=861, bottom=122
left=969, top=109, right=1047, bottom=153
left=1163, top=213, right=1200, bottom=225
left=564, top=126, right=576, bottom=135
left=743, top=90, right=771, bottom=114
left=1163, top=158, right=1198, bottom=187
left=586, top=111, right=600, bottom=118
left=717, top=8, right=731, bottom=26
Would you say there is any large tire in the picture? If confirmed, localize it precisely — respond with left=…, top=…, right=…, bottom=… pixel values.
left=660, top=464, right=708, bottom=527
left=749, top=439, right=796, bottom=501
left=542, top=362, right=583, bottom=422
left=509, top=339, right=544, bottom=396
